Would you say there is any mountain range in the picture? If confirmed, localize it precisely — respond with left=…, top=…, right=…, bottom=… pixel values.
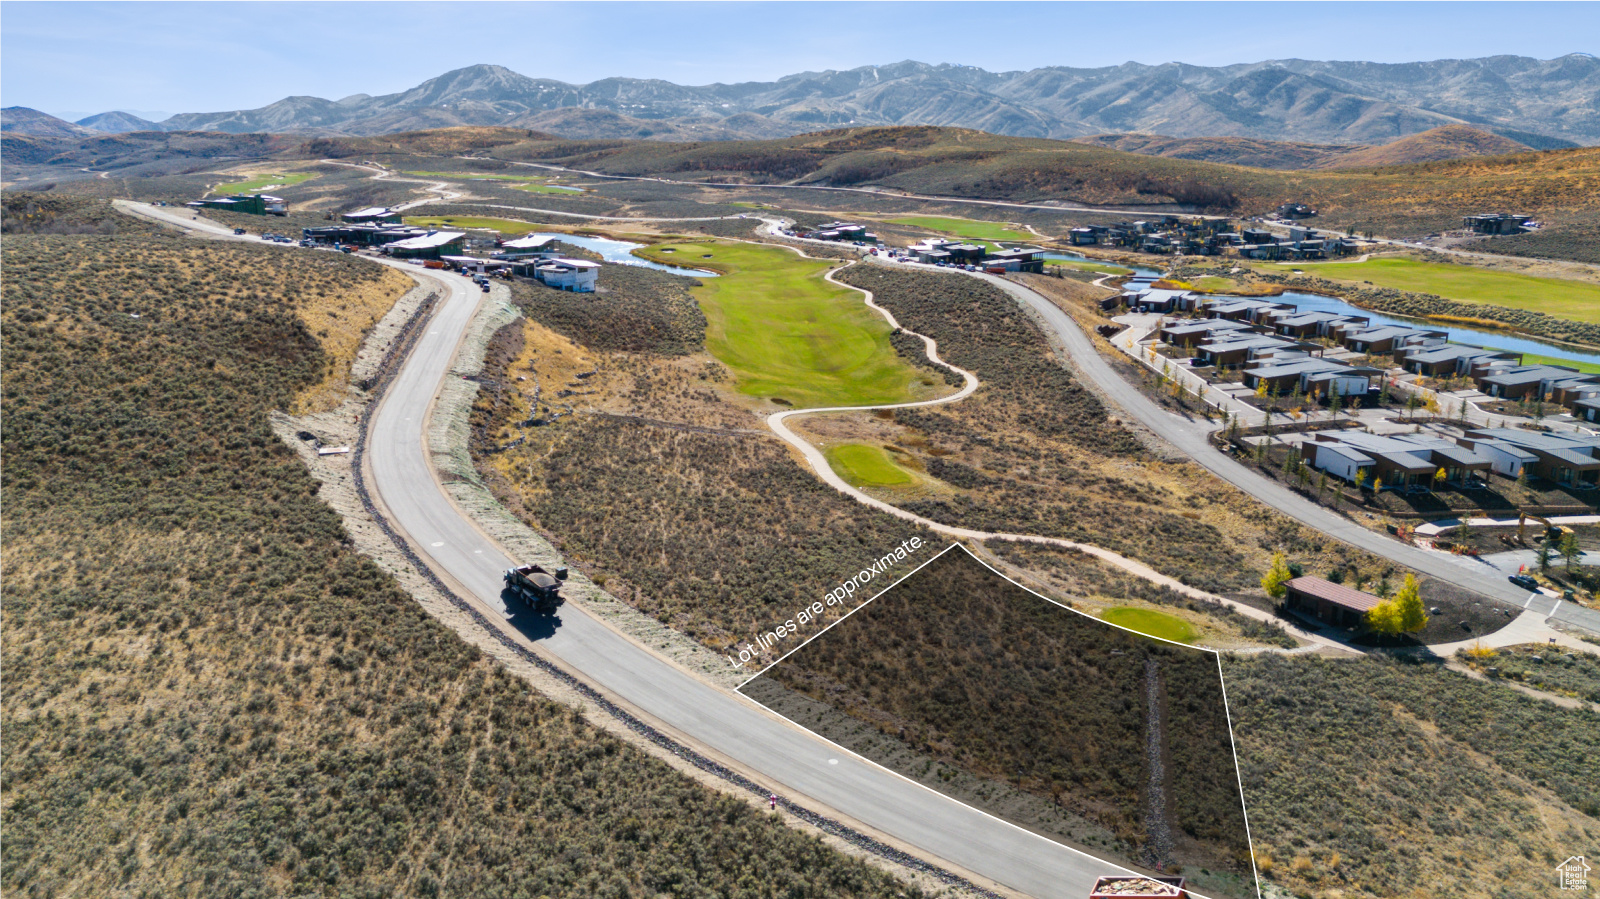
left=10, top=55, right=1598, bottom=146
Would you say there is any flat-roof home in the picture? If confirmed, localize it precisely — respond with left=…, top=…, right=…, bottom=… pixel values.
left=187, top=194, right=286, bottom=216
left=1204, top=297, right=1291, bottom=324
left=809, top=222, right=870, bottom=241
left=383, top=230, right=466, bottom=260
left=1399, top=344, right=1520, bottom=378
left=1461, top=428, right=1600, bottom=488
left=493, top=235, right=561, bottom=260
left=1158, top=317, right=1254, bottom=347
left=1454, top=435, right=1541, bottom=478
left=341, top=206, right=401, bottom=224
left=1069, top=228, right=1098, bottom=245
left=1283, top=577, right=1379, bottom=628
left=1244, top=358, right=1380, bottom=397
left=1575, top=395, right=1600, bottom=424
left=984, top=247, right=1046, bottom=272
left=1272, top=311, right=1367, bottom=339
left=1477, top=365, right=1597, bottom=401
left=1194, top=334, right=1299, bottom=369
left=1462, top=213, right=1532, bottom=235
left=1303, top=432, right=1492, bottom=489
left=531, top=258, right=600, bottom=292
left=1341, top=325, right=1448, bottom=355
left=1131, top=288, right=1193, bottom=313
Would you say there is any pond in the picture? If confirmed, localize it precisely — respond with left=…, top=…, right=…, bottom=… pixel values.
left=1059, top=250, right=1600, bottom=367
left=529, top=233, right=719, bottom=278
left=1270, top=288, right=1599, bottom=368
left=1044, top=252, right=1164, bottom=279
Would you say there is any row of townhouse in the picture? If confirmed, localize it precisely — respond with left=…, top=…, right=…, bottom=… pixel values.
left=1303, top=428, right=1600, bottom=490
left=905, top=239, right=1048, bottom=272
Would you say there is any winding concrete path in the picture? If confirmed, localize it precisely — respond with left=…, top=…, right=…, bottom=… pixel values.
left=760, top=259, right=1351, bottom=653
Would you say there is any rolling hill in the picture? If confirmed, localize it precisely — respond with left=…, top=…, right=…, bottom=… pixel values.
left=1073, top=125, right=1533, bottom=170
left=0, top=107, right=95, bottom=138
left=58, top=55, right=1600, bottom=146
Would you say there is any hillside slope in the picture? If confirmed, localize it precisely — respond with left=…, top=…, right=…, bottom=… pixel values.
left=1074, top=125, right=1532, bottom=170
left=0, top=210, right=923, bottom=899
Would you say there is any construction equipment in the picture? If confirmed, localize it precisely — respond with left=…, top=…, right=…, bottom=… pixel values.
left=503, top=563, right=567, bottom=613
left=1517, top=512, right=1569, bottom=544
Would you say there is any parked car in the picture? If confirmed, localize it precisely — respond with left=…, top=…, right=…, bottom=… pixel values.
left=233, top=228, right=247, bottom=235
left=1508, top=574, right=1540, bottom=591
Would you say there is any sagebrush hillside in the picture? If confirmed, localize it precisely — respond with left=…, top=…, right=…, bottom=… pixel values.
left=0, top=214, right=920, bottom=899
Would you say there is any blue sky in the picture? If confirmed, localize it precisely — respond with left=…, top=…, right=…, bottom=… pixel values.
left=3, top=1, right=1594, bottom=122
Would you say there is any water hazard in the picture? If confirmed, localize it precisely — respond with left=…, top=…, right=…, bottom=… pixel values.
left=531, top=233, right=719, bottom=278
left=1047, top=251, right=1598, bottom=367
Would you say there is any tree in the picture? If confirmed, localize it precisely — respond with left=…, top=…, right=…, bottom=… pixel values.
left=1406, top=392, right=1423, bottom=419
left=1354, top=468, right=1369, bottom=492
left=1316, top=470, right=1328, bottom=496
left=1331, top=389, right=1345, bottom=420
left=1560, top=531, right=1581, bottom=574
left=1262, top=552, right=1294, bottom=601
left=1537, top=537, right=1554, bottom=572
left=1433, top=467, right=1449, bottom=491
left=1368, top=573, right=1427, bottom=636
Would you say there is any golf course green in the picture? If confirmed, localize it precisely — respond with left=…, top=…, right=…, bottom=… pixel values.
left=213, top=172, right=314, bottom=195
left=1099, top=607, right=1198, bottom=644
left=638, top=240, right=927, bottom=408
left=886, top=215, right=1034, bottom=250
left=825, top=444, right=915, bottom=487
left=403, top=215, right=542, bottom=235
left=1304, top=257, right=1600, bottom=323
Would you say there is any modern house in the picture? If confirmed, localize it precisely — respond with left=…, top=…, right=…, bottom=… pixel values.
left=1575, top=396, right=1600, bottom=423
left=1454, top=436, right=1541, bottom=479
left=303, top=224, right=428, bottom=246
left=1270, top=311, right=1367, bottom=339
left=493, top=235, right=561, bottom=260
left=1477, top=365, right=1598, bottom=401
left=808, top=222, right=872, bottom=242
left=382, top=231, right=466, bottom=260
left=187, top=194, right=286, bottom=216
left=527, top=258, right=600, bottom=292
left=1283, top=577, right=1378, bottom=628
left=1341, top=325, right=1448, bottom=355
left=1463, top=213, right=1533, bottom=235
left=984, top=247, right=1046, bottom=272
left=1397, top=344, right=1520, bottom=378
left=1193, top=334, right=1300, bottom=368
left=1158, top=317, right=1255, bottom=347
left=1460, top=429, right=1600, bottom=488
left=1243, top=357, right=1380, bottom=397
left=341, top=206, right=401, bottom=224
left=1301, top=431, right=1492, bottom=489
left=1204, top=297, right=1291, bottom=324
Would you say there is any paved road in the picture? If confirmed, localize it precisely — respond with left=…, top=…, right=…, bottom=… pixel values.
left=972, top=271, right=1580, bottom=616
left=117, top=199, right=1176, bottom=899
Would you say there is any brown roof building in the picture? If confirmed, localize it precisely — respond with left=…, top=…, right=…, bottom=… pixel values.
left=1284, top=576, right=1381, bottom=628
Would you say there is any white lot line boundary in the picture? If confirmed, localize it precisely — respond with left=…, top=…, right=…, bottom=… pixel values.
left=738, top=542, right=1259, bottom=899
left=757, top=257, right=1348, bottom=653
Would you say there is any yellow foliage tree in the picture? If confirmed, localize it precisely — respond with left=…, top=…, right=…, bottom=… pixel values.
left=1262, top=552, right=1294, bottom=600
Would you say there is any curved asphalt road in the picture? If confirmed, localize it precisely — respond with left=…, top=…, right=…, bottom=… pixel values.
left=972, top=271, right=1562, bottom=612
left=116, top=200, right=1169, bottom=899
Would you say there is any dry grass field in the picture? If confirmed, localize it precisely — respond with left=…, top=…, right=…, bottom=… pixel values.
left=0, top=212, right=921, bottom=899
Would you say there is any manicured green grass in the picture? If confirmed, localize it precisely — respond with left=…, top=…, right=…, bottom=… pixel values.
left=825, top=444, right=915, bottom=487
left=1298, top=257, right=1600, bottom=323
left=886, top=216, right=1035, bottom=251
left=511, top=182, right=585, bottom=194
left=212, top=172, right=314, bottom=195
left=1047, top=258, right=1134, bottom=275
left=403, top=215, right=540, bottom=235
left=1099, top=607, right=1198, bottom=644
left=636, top=240, right=924, bottom=407
left=404, top=170, right=530, bottom=182
left=1519, top=353, right=1600, bottom=374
